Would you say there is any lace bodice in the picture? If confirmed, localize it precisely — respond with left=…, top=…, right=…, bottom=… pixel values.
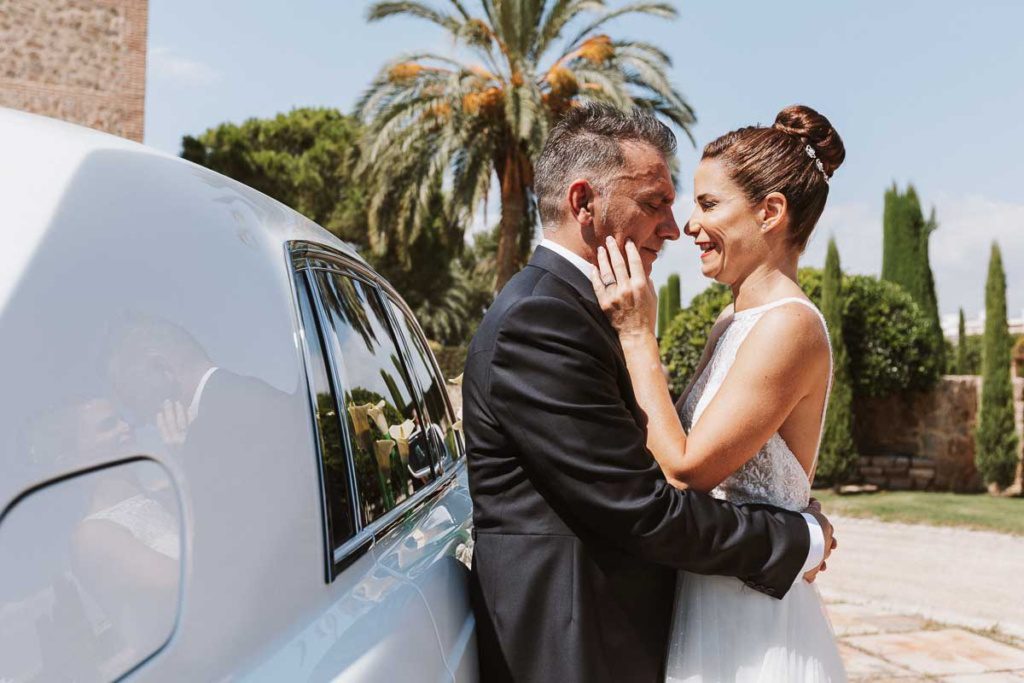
left=678, top=298, right=832, bottom=512
left=87, top=493, right=181, bottom=559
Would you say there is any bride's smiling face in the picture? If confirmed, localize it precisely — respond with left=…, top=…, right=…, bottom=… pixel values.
left=685, top=158, right=771, bottom=285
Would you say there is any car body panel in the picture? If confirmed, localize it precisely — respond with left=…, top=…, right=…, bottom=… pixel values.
left=0, top=108, right=475, bottom=681
left=0, top=458, right=183, bottom=681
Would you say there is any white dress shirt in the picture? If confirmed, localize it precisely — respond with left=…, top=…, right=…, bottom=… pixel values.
left=535, top=240, right=826, bottom=579
left=187, top=366, right=219, bottom=423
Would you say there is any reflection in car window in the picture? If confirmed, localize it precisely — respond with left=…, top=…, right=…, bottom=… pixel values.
left=314, top=271, right=436, bottom=526
left=388, top=300, right=464, bottom=466
left=296, top=275, right=356, bottom=552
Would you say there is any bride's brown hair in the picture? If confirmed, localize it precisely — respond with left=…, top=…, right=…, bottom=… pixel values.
left=702, top=105, right=845, bottom=251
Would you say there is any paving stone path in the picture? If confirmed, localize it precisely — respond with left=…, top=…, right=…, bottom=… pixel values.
left=819, top=515, right=1024, bottom=681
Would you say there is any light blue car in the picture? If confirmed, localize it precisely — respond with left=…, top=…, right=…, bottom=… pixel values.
left=0, top=108, right=477, bottom=682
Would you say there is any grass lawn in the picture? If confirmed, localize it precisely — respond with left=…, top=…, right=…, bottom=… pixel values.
left=813, top=490, right=1024, bottom=536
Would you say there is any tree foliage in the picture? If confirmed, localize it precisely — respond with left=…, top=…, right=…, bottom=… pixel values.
left=660, top=269, right=943, bottom=399
left=181, top=107, right=492, bottom=345
left=666, top=273, right=681, bottom=318
left=975, top=243, right=1020, bottom=489
left=881, top=184, right=945, bottom=371
left=815, top=239, right=858, bottom=487
left=956, top=308, right=968, bottom=374
left=359, top=0, right=695, bottom=290
left=181, top=107, right=366, bottom=241
left=657, top=284, right=669, bottom=338
left=659, top=283, right=731, bottom=396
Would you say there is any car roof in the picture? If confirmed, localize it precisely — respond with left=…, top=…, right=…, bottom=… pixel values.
left=0, top=107, right=378, bottom=505
left=0, top=107, right=367, bottom=310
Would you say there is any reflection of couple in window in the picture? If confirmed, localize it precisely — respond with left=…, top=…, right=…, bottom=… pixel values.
left=103, top=312, right=309, bottom=671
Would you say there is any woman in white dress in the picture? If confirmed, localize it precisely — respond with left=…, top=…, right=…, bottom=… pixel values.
left=590, top=105, right=847, bottom=682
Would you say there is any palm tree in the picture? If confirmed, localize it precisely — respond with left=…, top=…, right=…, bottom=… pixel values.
left=359, top=0, right=694, bottom=290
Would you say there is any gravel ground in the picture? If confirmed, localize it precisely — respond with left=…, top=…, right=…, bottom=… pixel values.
left=817, top=515, right=1024, bottom=641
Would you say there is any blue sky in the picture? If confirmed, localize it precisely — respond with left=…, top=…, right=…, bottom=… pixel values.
left=145, top=0, right=1024, bottom=322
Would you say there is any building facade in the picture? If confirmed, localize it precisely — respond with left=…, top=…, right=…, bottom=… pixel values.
left=0, top=0, right=148, bottom=141
left=942, top=311, right=1024, bottom=340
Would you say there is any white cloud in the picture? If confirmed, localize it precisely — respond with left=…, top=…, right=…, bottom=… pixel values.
left=928, top=193, right=1024, bottom=320
left=149, top=46, right=221, bottom=87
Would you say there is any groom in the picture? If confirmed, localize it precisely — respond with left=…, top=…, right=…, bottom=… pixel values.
left=463, top=104, right=833, bottom=682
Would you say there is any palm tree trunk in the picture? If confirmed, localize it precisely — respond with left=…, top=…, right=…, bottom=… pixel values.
left=495, top=148, right=531, bottom=292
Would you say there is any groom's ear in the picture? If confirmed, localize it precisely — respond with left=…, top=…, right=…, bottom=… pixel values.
left=568, top=179, right=595, bottom=227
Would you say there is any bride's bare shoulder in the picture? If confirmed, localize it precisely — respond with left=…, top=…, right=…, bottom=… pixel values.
left=745, top=302, right=830, bottom=372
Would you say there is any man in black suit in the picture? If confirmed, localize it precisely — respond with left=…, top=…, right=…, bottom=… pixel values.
left=464, top=104, right=833, bottom=682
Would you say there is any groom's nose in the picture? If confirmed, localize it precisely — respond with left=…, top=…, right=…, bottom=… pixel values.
left=658, top=212, right=681, bottom=241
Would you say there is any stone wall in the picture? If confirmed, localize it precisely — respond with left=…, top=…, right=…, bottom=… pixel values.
left=853, top=376, right=1024, bottom=492
left=0, top=0, right=148, bottom=141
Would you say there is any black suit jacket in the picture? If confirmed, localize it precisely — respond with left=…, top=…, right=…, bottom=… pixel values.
left=464, top=246, right=810, bottom=683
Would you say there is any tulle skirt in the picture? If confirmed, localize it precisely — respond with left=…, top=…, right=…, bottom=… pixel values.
left=665, top=573, right=847, bottom=682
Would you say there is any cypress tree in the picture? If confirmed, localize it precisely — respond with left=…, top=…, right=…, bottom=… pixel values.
left=881, top=183, right=906, bottom=283
left=975, top=243, right=1020, bottom=489
left=881, top=184, right=945, bottom=370
left=666, top=273, right=682, bottom=319
left=957, top=308, right=968, bottom=375
left=658, top=285, right=669, bottom=338
left=815, top=238, right=858, bottom=487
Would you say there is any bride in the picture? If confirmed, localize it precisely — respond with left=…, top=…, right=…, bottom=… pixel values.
left=590, top=105, right=848, bottom=682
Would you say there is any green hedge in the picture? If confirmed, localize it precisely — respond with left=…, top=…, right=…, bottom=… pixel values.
left=660, top=269, right=943, bottom=399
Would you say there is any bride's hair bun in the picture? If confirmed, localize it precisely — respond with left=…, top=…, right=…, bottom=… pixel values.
left=772, top=105, right=845, bottom=177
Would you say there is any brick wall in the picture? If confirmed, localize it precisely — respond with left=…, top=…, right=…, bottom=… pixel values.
left=0, top=0, right=148, bottom=141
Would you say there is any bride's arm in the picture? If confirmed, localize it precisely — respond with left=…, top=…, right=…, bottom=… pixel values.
left=592, top=238, right=828, bottom=492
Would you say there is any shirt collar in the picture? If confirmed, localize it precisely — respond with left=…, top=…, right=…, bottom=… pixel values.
left=188, top=366, right=218, bottom=423
left=538, top=237, right=593, bottom=278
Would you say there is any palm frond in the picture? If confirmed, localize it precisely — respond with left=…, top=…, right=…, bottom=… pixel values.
left=367, top=1, right=463, bottom=34
left=534, top=0, right=604, bottom=60
left=565, top=2, right=676, bottom=50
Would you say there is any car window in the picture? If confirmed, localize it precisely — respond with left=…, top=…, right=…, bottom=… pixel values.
left=387, top=300, right=464, bottom=467
left=295, top=273, right=357, bottom=555
left=313, top=270, right=437, bottom=527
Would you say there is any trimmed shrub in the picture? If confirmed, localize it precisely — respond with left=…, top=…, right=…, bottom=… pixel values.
left=659, top=283, right=732, bottom=396
left=799, top=268, right=942, bottom=397
left=660, top=269, right=942, bottom=400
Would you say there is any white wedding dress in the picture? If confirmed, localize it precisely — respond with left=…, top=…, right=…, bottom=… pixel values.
left=666, top=297, right=847, bottom=683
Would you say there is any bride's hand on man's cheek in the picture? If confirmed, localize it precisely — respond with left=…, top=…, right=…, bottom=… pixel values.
left=589, top=236, right=659, bottom=337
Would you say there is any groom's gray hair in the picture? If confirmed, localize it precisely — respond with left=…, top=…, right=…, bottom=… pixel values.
left=534, top=103, right=676, bottom=225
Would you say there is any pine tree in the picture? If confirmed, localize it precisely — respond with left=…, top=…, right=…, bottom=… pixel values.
left=957, top=308, right=968, bottom=374
left=881, top=184, right=945, bottom=370
left=815, top=238, right=858, bottom=487
left=975, top=243, right=1020, bottom=489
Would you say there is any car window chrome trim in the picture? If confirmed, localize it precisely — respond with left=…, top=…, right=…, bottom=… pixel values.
left=306, top=269, right=368, bottom=536
left=330, top=461, right=463, bottom=567
left=329, top=462, right=462, bottom=569
left=288, top=240, right=466, bottom=581
left=364, top=461, right=463, bottom=545
left=289, top=267, right=361, bottom=581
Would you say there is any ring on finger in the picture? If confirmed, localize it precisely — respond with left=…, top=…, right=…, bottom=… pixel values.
left=601, top=277, right=616, bottom=287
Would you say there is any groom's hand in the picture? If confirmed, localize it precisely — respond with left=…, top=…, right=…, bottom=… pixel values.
left=802, top=499, right=836, bottom=583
